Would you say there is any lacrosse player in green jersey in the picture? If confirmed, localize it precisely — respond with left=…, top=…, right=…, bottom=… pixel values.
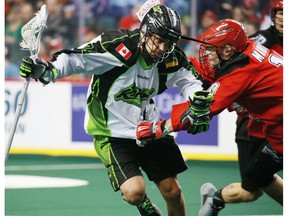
left=19, top=4, right=211, bottom=216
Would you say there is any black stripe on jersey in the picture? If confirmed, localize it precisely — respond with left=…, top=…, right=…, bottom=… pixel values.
left=249, top=26, right=283, bottom=49
left=214, top=53, right=249, bottom=80
left=158, top=46, right=190, bottom=74
left=50, top=49, right=82, bottom=61
left=51, top=29, right=140, bottom=67
left=49, top=40, right=106, bottom=62
left=89, top=65, right=129, bottom=120
left=157, top=46, right=193, bottom=94
left=101, top=29, right=140, bottom=67
left=158, top=73, right=168, bottom=95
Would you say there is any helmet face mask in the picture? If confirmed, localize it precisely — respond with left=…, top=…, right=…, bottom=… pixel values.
left=139, top=5, right=181, bottom=65
left=199, top=45, right=220, bottom=81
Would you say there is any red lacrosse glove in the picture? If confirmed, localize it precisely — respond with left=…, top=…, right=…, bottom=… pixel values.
left=136, top=119, right=166, bottom=146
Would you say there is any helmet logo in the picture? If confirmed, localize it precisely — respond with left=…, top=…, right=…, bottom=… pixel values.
left=216, top=23, right=228, bottom=31
left=230, top=19, right=245, bottom=30
left=152, top=5, right=162, bottom=13
left=148, top=17, right=157, bottom=26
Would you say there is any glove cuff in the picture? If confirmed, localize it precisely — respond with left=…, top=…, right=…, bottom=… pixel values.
left=151, top=119, right=166, bottom=138
left=38, top=62, right=58, bottom=84
left=161, top=121, right=170, bottom=137
left=190, top=90, right=214, bottom=108
left=39, top=77, right=50, bottom=85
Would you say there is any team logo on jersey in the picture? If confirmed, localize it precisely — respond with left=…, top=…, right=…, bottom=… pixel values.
left=116, top=43, right=132, bottom=60
left=208, top=82, right=220, bottom=94
left=114, top=83, right=155, bottom=107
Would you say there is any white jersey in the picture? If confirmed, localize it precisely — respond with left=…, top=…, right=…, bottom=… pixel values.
left=43, top=29, right=203, bottom=139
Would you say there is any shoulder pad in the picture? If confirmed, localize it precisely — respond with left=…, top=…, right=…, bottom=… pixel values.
left=101, top=29, right=140, bottom=67
left=157, top=46, right=189, bottom=74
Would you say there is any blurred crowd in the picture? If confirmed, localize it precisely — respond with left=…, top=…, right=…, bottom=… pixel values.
left=5, top=0, right=274, bottom=80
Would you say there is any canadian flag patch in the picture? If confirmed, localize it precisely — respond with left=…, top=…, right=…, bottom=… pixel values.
left=116, top=43, right=132, bottom=60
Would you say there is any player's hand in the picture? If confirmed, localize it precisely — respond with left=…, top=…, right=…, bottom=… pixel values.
left=20, top=57, right=51, bottom=80
left=136, top=119, right=166, bottom=147
left=180, top=90, right=214, bottom=134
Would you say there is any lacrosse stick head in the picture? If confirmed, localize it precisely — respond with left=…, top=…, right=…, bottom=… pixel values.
left=19, top=5, right=48, bottom=58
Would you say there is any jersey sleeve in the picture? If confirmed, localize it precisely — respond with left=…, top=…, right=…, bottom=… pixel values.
left=166, top=67, right=203, bottom=100
left=208, top=71, right=252, bottom=116
left=170, top=101, right=190, bottom=131
left=169, top=65, right=253, bottom=132
left=42, top=29, right=140, bottom=82
left=161, top=48, right=203, bottom=100
left=48, top=36, right=123, bottom=81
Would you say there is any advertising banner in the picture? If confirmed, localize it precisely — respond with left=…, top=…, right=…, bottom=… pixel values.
left=5, top=81, right=237, bottom=158
left=71, top=85, right=218, bottom=146
left=5, top=81, right=71, bottom=148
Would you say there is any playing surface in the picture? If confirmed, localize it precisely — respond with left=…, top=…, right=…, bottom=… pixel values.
left=5, top=155, right=283, bottom=216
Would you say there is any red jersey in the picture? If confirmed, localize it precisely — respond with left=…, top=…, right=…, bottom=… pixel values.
left=171, top=40, right=283, bottom=154
left=234, top=26, right=283, bottom=141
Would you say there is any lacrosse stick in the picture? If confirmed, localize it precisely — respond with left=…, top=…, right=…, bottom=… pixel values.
left=5, top=5, right=48, bottom=163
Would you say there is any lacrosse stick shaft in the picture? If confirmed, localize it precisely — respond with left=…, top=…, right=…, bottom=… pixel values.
left=5, top=77, right=31, bottom=163
left=5, top=4, right=48, bottom=164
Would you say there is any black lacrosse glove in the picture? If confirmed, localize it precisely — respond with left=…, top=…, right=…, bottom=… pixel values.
left=180, top=90, right=214, bottom=134
left=20, top=57, right=55, bottom=84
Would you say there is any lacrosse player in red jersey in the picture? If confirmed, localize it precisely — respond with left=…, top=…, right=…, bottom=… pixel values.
left=18, top=4, right=210, bottom=216
left=136, top=18, right=283, bottom=215
left=187, top=2, right=284, bottom=215
left=250, top=0, right=283, bottom=55
left=191, top=1, right=284, bottom=216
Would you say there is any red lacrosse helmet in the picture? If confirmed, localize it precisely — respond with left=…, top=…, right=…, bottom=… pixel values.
left=198, top=19, right=248, bottom=81
left=271, top=0, right=283, bottom=23
left=200, top=19, right=248, bottom=52
left=273, top=0, right=283, bottom=10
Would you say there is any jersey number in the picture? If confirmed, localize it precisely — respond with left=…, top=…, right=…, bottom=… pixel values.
left=269, top=54, right=283, bottom=67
